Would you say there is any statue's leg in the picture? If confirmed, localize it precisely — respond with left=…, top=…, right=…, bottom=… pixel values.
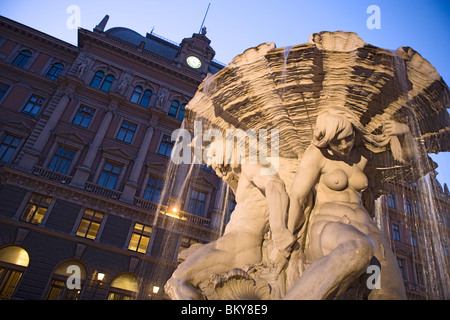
left=283, top=221, right=375, bottom=300
left=165, top=231, right=262, bottom=300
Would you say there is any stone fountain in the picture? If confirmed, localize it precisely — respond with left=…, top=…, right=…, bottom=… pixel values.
left=164, top=31, right=450, bottom=300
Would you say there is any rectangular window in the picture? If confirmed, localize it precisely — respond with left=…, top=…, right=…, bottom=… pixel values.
left=72, top=105, right=95, bottom=128
left=187, top=190, right=207, bottom=217
left=157, top=135, right=174, bottom=157
left=0, top=83, right=10, bottom=100
left=48, top=147, right=75, bottom=174
left=178, top=236, right=198, bottom=255
left=98, top=162, right=122, bottom=189
left=397, top=259, right=407, bottom=280
left=392, top=223, right=401, bottom=241
left=20, top=193, right=52, bottom=224
left=128, top=223, right=152, bottom=253
left=0, top=134, right=21, bottom=163
left=410, top=232, right=418, bottom=248
left=22, top=95, right=44, bottom=117
left=0, top=267, right=24, bottom=300
left=76, top=209, right=104, bottom=240
left=415, top=263, right=425, bottom=285
left=143, top=176, right=164, bottom=203
left=116, top=121, right=137, bottom=144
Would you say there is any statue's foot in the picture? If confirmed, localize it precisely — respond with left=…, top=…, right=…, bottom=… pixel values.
left=164, top=277, right=205, bottom=300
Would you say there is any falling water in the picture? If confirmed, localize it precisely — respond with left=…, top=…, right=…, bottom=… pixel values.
left=377, top=51, right=450, bottom=299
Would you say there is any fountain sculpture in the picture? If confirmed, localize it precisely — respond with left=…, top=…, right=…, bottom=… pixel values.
left=164, top=31, right=450, bottom=300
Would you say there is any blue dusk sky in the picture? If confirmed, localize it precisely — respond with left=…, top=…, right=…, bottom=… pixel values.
left=1, top=0, right=449, bottom=186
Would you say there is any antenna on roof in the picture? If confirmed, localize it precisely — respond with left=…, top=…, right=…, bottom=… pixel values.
left=199, top=2, right=211, bottom=34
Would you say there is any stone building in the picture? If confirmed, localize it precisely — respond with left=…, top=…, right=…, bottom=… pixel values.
left=377, top=174, right=450, bottom=299
left=0, top=14, right=227, bottom=300
left=0, top=14, right=448, bottom=300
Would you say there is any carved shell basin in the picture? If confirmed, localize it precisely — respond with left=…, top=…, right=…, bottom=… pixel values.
left=185, top=31, right=450, bottom=158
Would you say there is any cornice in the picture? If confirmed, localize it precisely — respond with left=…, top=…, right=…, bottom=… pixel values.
left=77, top=28, right=204, bottom=86
left=0, top=16, right=79, bottom=56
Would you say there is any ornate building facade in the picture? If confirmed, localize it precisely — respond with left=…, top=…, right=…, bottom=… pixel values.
left=0, top=14, right=448, bottom=300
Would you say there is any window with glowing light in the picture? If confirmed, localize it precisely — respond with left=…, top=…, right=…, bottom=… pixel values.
left=76, top=209, right=104, bottom=240
left=128, top=223, right=152, bottom=254
left=0, top=246, right=29, bottom=300
left=20, top=193, right=52, bottom=225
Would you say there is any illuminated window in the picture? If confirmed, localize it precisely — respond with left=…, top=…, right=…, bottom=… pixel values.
left=0, top=246, right=29, bottom=300
left=12, top=50, right=32, bottom=68
left=0, top=134, right=21, bottom=163
left=20, top=193, right=52, bottom=225
left=46, top=63, right=64, bottom=80
left=46, top=260, right=86, bottom=300
left=107, top=273, right=139, bottom=300
left=76, top=209, right=104, bottom=240
left=128, top=223, right=152, bottom=253
left=178, top=236, right=198, bottom=255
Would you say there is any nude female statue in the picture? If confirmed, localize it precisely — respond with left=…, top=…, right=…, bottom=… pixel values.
left=165, top=141, right=295, bottom=300
left=284, top=109, right=411, bottom=299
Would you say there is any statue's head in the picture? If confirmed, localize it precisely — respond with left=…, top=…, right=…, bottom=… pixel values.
left=312, top=109, right=356, bottom=157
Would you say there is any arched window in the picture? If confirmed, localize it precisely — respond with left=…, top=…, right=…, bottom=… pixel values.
left=140, top=89, right=152, bottom=107
left=129, top=86, right=152, bottom=107
left=177, top=103, right=186, bottom=121
left=46, top=259, right=86, bottom=300
left=46, top=62, right=65, bottom=80
left=168, top=100, right=186, bottom=120
left=12, top=50, right=32, bottom=68
left=130, top=86, right=143, bottom=103
left=0, top=246, right=30, bottom=299
left=107, top=273, right=139, bottom=300
left=90, top=71, right=104, bottom=88
left=101, top=74, right=115, bottom=92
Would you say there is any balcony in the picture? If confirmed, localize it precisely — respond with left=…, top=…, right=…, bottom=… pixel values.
left=134, top=197, right=211, bottom=227
left=30, top=166, right=212, bottom=228
left=32, top=166, right=72, bottom=184
left=85, top=181, right=122, bottom=200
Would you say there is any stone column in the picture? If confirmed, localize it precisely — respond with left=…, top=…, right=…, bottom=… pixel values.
left=70, top=103, right=116, bottom=188
left=18, top=87, right=73, bottom=171
left=120, top=118, right=158, bottom=203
